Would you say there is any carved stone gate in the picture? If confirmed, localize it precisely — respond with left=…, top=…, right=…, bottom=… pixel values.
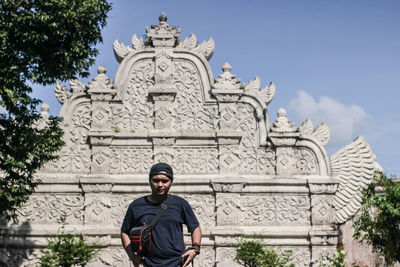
left=0, top=14, right=379, bottom=267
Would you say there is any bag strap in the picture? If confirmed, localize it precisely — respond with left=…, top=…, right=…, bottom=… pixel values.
left=149, top=195, right=170, bottom=229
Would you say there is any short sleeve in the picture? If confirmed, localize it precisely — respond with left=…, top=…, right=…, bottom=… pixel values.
left=121, top=203, right=134, bottom=234
left=182, top=200, right=199, bottom=233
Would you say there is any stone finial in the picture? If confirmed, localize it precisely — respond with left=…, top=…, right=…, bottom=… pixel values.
left=146, top=13, right=181, bottom=47
left=214, top=63, right=241, bottom=90
left=41, top=103, right=50, bottom=114
left=88, top=65, right=114, bottom=94
left=271, top=108, right=296, bottom=132
left=159, top=12, right=167, bottom=23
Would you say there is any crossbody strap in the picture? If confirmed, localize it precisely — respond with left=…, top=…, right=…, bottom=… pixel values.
left=149, top=195, right=170, bottom=229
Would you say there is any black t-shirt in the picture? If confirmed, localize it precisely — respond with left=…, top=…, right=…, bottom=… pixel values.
left=121, top=195, right=200, bottom=267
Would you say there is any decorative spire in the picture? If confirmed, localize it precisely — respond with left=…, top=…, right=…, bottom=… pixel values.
left=88, top=65, right=115, bottom=94
left=214, top=63, right=241, bottom=90
left=146, top=13, right=181, bottom=48
left=271, top=108, right=296, bottom=132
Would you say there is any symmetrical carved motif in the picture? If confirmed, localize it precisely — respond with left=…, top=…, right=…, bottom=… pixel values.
left=112, top=60, right=154, bottom=131
left=111, top=194, right=143, bottom=227
left=311, top=196, right=336, bottom=225
left=177, top=194, right=215, bottom=228
left=44, top=103, right=91, bottom=174
left=288, top=247, right=311, bottom=267
left=109, top=147, right=153, bottom=174
left=177, top=34, right=215, bottom=61
left=235, top=103, right=276, bottom=174
left=243, top=76, right=276, bottom=105
left=84, top=194, right=111, bottom=224
left=295, top=148, right=318, bottom=175
left=173, top=61, right=218, bottom=131
left=174, top=148, right=218, bottom=174
left=17, top=194, right=84, bottom=223
left=216, top=194, right=310, bottom=226
left=214, top=63, right=241, bottom=90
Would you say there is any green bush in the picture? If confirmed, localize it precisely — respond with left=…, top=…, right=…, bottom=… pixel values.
left=317, top=249, right=347, bottom=267
left=235, top=238, right=294, bottom=267
left=39, top=215, right=97, bottom=267
left=353, top=172, right=400, bottom=265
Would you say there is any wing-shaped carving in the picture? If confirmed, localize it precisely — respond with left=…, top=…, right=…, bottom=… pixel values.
left=177, top=33, right=197, bottom=49
left=332, top=136, right=376, bottom=224
left=244, top=76, right=260, bottom=91
left=261, top=82, right=275, bottom=104
left=54, top=81, right=71, bottom=104
left=298, top=118, right=314, bottom=135
left=69, top=79, right=86, bottom=93
left=312, top=123, right=330, bottom=146
left=193, top=37, right=215, bottom=60
left=131, top=34, right=145, bottom=50
left=113, top=39, right=134, bottom=63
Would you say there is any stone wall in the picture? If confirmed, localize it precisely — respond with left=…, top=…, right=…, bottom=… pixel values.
left=0, top=14, right=380, bottom=267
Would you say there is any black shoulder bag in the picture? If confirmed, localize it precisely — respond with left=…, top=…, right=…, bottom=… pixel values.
left=129, top=195, right=170, bottom=257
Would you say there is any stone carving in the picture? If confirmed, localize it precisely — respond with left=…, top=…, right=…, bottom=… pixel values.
left=242, top=195, right=310, bottom=225
left=216, top=195, right=310, bottom=226
left=109, top=147, right=153, bottom=174
left=219, top=146, right=240, bottom=173
left=113, top=34, right=145, bottom=63
left=295, top=148, right=318, bottom=175
left=0, top=248, right=41, bottom=267
left=177, top=33, right=215, bottom=60
left=332, top=136, right=376, bottom=223
left=271, top=108, right=296, bottom=132
left=288, top=247, right=311, bottom=267
left=173, top=61, right=218, bottom=131
left=311, top=196, right=336, bottom=225
left=33, top=103, right=50, bottom=130
left=113, top=60, right=154, bottom=131
left=17, top=194, right=84, bottom=224
left=111, top=194, right=144, bottom=227
left=178, top=194, right=215, bottom=228
left=298, top=118, right=330, bottom=146
left=84, top=194, right=111, bottom=224
left=91, top=247, right=131, bottom=267
left=243, top=76, right=275, bottom=105
left=146, top=12, right=180, bottom=48
left=216, top=247, right=241, bottom=267
left=193, top=246, right=215, bottom=267
left=174, top=147, right=219, bottom=174
left=214, top=63, right=241, bottom=90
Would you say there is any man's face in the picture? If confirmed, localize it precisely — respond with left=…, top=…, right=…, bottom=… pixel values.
left=150, top=173, right=172, bottom=196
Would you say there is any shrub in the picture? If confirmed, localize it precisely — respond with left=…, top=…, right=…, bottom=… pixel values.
left=39, top=215, right=97, bottom=267
left=235, top=238, right=294, bottom=267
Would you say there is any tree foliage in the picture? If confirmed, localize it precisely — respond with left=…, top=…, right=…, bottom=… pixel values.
left=39, top=214, right=98, bottom=267
left=0, top=0, right=112, bottom=220
left=353, top=172, right=400, bottom=265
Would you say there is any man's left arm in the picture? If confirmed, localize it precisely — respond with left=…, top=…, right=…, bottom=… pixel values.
left=182, top=226, right=202, bottom=267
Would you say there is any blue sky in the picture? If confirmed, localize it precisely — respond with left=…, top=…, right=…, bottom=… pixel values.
left=32, top=0, right=400, bottom=176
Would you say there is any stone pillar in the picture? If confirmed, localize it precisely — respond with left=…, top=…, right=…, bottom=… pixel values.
left=268, top=108, right=299, bottom=176
left=87, top=66, right=116, bottom=174
left=308, top=179, right=340, bottom=266
left=211, top=63, right=243, bottom=174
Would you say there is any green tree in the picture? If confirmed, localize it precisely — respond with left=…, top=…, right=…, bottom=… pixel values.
left=353, top=172, right=400, bottom=265
left=39, top=214, right=98, bottom=267
left=0, top=0, right=112, bottom=221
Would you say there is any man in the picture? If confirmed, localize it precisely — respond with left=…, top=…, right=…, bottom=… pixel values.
left=121, top=163, right=202, bottom=267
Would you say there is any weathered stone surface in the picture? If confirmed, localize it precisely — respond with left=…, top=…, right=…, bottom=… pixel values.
left=0, top=13, right=381, bottom=267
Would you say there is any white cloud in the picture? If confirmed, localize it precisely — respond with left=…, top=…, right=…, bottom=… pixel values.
left=287, top=90, right=371, bottom=150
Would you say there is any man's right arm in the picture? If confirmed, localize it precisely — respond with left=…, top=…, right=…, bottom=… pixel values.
left=121, top=232, right=142, bottom=267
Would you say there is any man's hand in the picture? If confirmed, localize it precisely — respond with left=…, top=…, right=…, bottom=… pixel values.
left=181, top=249, right=197, bottom=267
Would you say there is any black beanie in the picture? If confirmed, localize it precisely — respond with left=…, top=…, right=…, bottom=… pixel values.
left=149, top=162, right=173, bottom=180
